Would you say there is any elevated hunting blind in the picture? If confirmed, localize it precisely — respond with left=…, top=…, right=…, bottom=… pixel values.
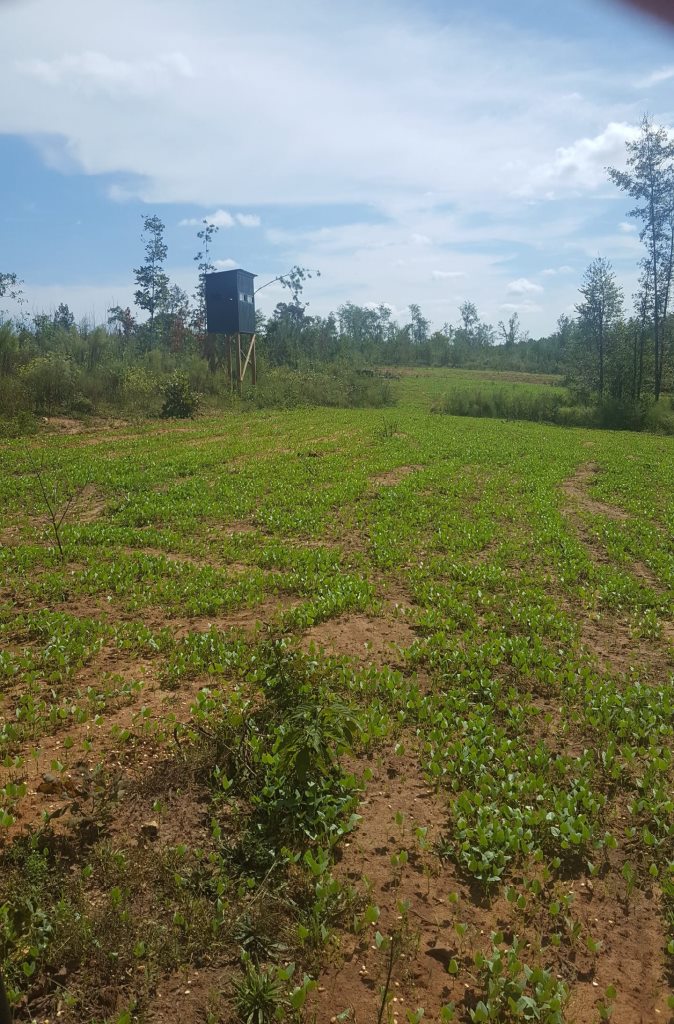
left=204, top=268, right=257, bottom=390
left=205, top=268, right=256, bottom=335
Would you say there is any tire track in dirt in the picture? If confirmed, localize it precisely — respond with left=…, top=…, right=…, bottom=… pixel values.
left=309, top=742, right=483, bottom=1023
left=560, top=462, right=674, bottom=680
left=561, top=463, right=630, bottom=522
left=561, top=462, right=667, bottom=592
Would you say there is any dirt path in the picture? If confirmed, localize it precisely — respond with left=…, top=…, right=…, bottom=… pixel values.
left=311, top=743, right=460, bottom=1023
left=559, top=462, right=674, bottom=680
left=561, top=463, right=630, bottom=522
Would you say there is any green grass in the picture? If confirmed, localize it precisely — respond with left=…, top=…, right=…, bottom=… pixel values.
left=1, top=367, right=673, bottom=1022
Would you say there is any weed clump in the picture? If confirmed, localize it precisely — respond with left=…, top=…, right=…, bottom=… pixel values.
left=160, top=371, right=200, bottom=418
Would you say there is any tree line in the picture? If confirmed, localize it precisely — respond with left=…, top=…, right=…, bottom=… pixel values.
left=0, top=114, right=672, bottom=422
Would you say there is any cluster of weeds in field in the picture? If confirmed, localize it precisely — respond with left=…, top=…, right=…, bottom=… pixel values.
left=0, top=641, right=370, bottom=1019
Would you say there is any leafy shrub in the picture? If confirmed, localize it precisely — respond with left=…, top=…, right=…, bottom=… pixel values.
left=120, top=367, right=161, bottom=416
left=0, top=375, right=26, bottom=419
left=19, top=354, right=79, bottom=414
left=0, top=410, right=37, bottom=438
left=0, top=321, right=19, bottom=377
left=434, top=387, right=567, bottom=423
left=161, top=371, right=200, bottom=418
left=637, top=398, right=674, bottom=434
left=68, top=394, right=94, bottom=416
left=592, top=396, right=649, bottom=430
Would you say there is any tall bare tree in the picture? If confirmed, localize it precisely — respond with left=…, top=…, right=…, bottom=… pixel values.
left=498, top=312, right=528, bottom=348
left=192, top=218, right=219, bottom=335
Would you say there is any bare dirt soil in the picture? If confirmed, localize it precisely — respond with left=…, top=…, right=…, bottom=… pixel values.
left=301, top=613, right=417, bottom=669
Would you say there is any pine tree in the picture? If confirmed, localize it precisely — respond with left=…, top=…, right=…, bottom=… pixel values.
left=133, top=215, right=170, bottom=345
left=575, top=257, right=624, bottom=396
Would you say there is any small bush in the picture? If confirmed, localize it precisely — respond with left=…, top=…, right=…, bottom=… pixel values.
left=643, top=399, right=674, bottom=434
left=434, top=387, right=567, bottom=423
left=68, top=394, right=95, bottom=416
left=161, top=371, right=200, bottom=418
left=0, top=410, right=37, bottom=438
left=0, top=375, right=26, bottom=419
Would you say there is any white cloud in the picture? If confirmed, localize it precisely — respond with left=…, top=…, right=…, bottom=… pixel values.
left=108, top=184, right=137, bottom=202
left=179, top=209, right=233, bottom=228
left=18, top=50, right=194, bottom=98
left=0, top=0, right=624, bottom=209
left=5, top=281, right=137, bottom=324
left=635, top=66, right=674, bottom=88
left=214, top=258, right=237, bottom=270
left=618, top=221, right=636, bottom=232
left=0, top=0, right=662, bottom=334
left=500, top=301, right=543, bottom=314
left=522, top=122, right=641, bottom=197
left=236, top=213, right=261, bottom=228
left=179, top=209, right=259, bottom=228
left=506, top=277, right=543, bottom=295
left=542, top=265, right=573, bottom=276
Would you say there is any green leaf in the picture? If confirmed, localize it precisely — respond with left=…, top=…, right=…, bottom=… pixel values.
left=364, top=904, right=380, bottom=925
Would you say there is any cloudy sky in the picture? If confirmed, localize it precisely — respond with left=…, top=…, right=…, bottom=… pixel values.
left=1, top=0, right=673, bottom=335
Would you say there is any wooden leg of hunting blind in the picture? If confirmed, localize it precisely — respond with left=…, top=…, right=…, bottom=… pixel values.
left=226, top=336, right=232, bottom=390
left=236, top=334, right=242, bottom=395
left=240, top=334, right=256, bottom=384
left=252, top=335, right=257, bottom=385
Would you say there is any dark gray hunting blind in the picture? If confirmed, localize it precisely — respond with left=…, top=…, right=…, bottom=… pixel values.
left=204, top=268, right=257, bottom=390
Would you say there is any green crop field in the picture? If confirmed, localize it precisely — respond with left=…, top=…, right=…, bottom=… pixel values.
left=1, top=369, right=673, bottom=1024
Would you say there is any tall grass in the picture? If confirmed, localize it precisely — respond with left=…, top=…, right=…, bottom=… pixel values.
left=242, top=366, right=395, bottom=410
left=433, top=385, right=674, bottom=434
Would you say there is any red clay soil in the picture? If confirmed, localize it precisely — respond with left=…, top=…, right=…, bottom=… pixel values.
left=301, top=614, right=417, bottom=669
left=576, top=608, right=674, bottom=683
left=309, top=741, right=672, bottom=1024
left=309, top=743, right=473, bottom=1024
left=142, top=964, right=234, bottom=1024
left=564, top=873, right=669, bottom=1024
left=372, top=466, right=423, bottom=487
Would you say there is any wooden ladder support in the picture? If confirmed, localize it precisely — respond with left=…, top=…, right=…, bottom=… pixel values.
left=240, top=334, right=256, bottom=383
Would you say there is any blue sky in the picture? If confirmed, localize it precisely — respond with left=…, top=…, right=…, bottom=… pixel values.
left=1, top=0, right=673, bottom=334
